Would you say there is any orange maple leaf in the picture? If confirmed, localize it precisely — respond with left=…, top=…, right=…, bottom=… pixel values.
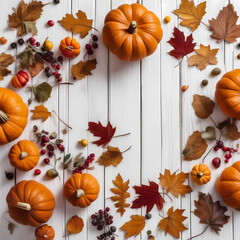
left=31, top=104, right=51, bottom=122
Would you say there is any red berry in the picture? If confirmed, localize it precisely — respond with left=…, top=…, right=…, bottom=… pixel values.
left=90, top=153, right=95, bottom=158
left=229, top=153, right=232, bottom=158
left=51, top=63, right=55, bottom=67
left=57, top=144, right=65, bottom=151
left=48, top=20, right=54, bottom=27
left=222, top=146, right=228, bottom=152
left=48, top=151, right=54, bottom=157
left=44, top=158, right=50, bottom=164
left=217, top=140, right=224, bottom=148
left=107, top=220, right=113, bottom=225
left=56, top=73, right=61, bottom=79
left=109, top=215, right=113, bottom=220
left=57, top=77, right=62, bottom=82
left=212, top=157, right=221, bottom=168
left=92, top=35, right=98, bottom=41
left=85, top=44, right=91, bottom=50
left=41, top=142, right=46, bottom=147
left=214, top=146, right=219, bottom=151
left=234, top=149, right=238, bottom=152
left=41, top=149, right=46, bottom=155
left=47, top=144, right=54, bottom=151
left=44, top=131, right=49, bottom=135
left=42, top=136, right=49, bottom=143
left=105, top=207, right=110, bottom=212
left=99, top=209, right=103, bottom=215
left=52, top=71, right=57, bottom=76
left=35, top=169, right=41, bottom=175
left=227, top=147, right=231, bottom=151
left=225, top=154, right=230, bottom=159
left=56, top=65, right=61, bottom=70
left=87, top=49, right=93, bottom=55
left=91, top=214, right=96, bottom=219
left=92, top=43, right=98, bottom=49
left=29, top=37, right=35, bottom=44
left=225, top=159, right=229, bottom=163
left=36, top=42, right=40, bottom=47
left=58, top=56, right=63, bottom=62
left=31, top=42, right=36, bottom=46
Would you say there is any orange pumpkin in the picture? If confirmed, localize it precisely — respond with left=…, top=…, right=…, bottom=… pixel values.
left=59, top=37, right=80, bottom=58
left=64, top=173, right=100, bottom=208
left=11, top=70, right=29, bottom=88
left=216, top=161, right=240, bottom=210
left=0, top=87, right=28, bottom=145
left=35, top=224, right=55, bottom=240
left=6, top=180, right=55, bottom=227
left=215, top=69, right=240, bottom=119
left=191, top=163, right=211, bottom=185
left=102, top=3, right=163, bottom=61
left=8, top=140, right=39, bottom=171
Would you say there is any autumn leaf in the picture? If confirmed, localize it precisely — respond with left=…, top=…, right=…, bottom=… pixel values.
left=168, top=27, right=196, bottom=60
left=131, top=181, right=165, bottom=213
left=59, top=10, right=93, bottom=38
left=183, top=131, right=208, bottom=160
left=209, top=4, right=240, bottom=43
left=17, top=48, right=36, bottom=69
left=188, top=44, right=218, bottom=70
left=33, top=82, right=52, bottom=102
left=174, top=0, right=206, bottom=31
left=158, top=206, right=187, bottom=239
left=0, top=53, right=14, bottom=80
left=120, top=215, right=145, bottom=239
left=27, top=59, right=44, bottom=77
left=71, top=59, right=97, bottom=80
left=159, top=169, right=192, bottom=197
left=194, top=192, right=230, bottom=236
left=218, top=119, right=240, bottom=141
left=201, top=126, right=216, bottom=141
left=31, top=105, right=51, bottom=122
left=88, top=121, right=116, bottom=147
left=66, top=215, right=84, bottom=234
left=8, top=0, right=46, bottom=36
left=110, top=173, right=130, bottom=216
left=97, top=146, right=123, bottom=167
left=8, top=222, right=16, bottom=235
left=192, top=94, right=215, bottom=119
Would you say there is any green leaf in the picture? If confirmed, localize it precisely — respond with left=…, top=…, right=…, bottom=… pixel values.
left=64, top=154, right=71, bottom=163
left=33, top=82, right=52, bottom=102
left=201, top=126, right=216, bottom=141
left=17, top=48, right=36, bottom=69
left=23, top=21, right=38, bottom=35
left=74, top=155, right=86, bottom=167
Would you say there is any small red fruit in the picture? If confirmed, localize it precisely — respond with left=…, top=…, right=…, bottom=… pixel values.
left=90, top=153, right=95, bottom=158
left=29, top=37, right=35, bottom=44
left=57, top=144, right=65, bottom=151
left=222, top=146, right=228, bottom=152
left=35, top=169, right=41, bottom=175
left=36, top=42, right=40, bottom=47
left=48, top=20, right=54, bottom=27
left=57, top=77, right=62, bottom=82
left=217, top=140, right=223, bottom=148
left=44, top=158, right=50, bottom=164
left=92, top=43, right=98, bottom=49
left=225, top=159, right=229, bottom=163
left=212, top=157, right=221, bottom=168
left=105, top=207, right=110, bottom=212
left=85, top=44, right=91, bottom=50
left=92, top=35, right=98, bottom=41
left=87, top=49, right=93, bottom=55
left=56, top=64, right=61, bottom=70
left=40, top=149, right=46, bottom=155
left=214, top=146, right=219, bottom=151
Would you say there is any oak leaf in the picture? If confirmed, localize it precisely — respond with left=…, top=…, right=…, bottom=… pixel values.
left=131, top=181, right=165, bottom=213
left=182, top=131, right=208, bottom=160
left=88, top=121, right=116, bottom=147
left=174, top=0, right=206, bottom=31
left=27, top=59, right=44, bottom=77
left=31, top=105, right=51, bottom=122
left=168, top=27, right=196, bottom=60
left=8, top=0, right=46, bottom=36
left=59, top=10, right=93, bottom=38
left=158, top=206, right=187, bottom=239
left=209, top=4, right=240, bottom=43
left=110, top=173, right=130, bottom=216
left=192, top=94, right=215, bottom=119
left=188, top=44, right=218, bottom=70
left=66, top=215, right=84, bottom=234
left=218, top=119, right=240, bottom=141
left=0, top=53, right=14, bottom=80
left=120, top=215, right=145, bottom=239
left=194, top=192, right=230, bottom=234
left=71, top=59, right=97, bottom=80
left=159, top=169, right=192, bottom=197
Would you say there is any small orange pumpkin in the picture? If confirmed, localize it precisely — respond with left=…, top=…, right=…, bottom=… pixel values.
left=6, top=180, right=55, bottom=227
left=8, top=140, right=39, bottom=171
left=216, top=161, right=240, bottom=210
left=64, top=173, right=100, bottom=208
left=102, top=3, right=163, bottom=61
left=59, top=37, right=80, bottom=58
left=191, top=163, right=211, bottom=185
left=35, top=224, right=55, bottom=240
left=11, top=70, right=29, bottom=88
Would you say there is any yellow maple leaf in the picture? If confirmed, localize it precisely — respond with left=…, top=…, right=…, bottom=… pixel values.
left=59, top=10, right=93, bottom=38
left=97, top=146, right=123, bottom=167
left=31, top=104, right=51, bottom=122
left=110, top=173, right=130, bottom=216
left=174, top=0, right=206, bottom=31
left=158, top=207, right=188, bottom=239
left=188, top=44, right=218, bottom=70
left=120, top=215, right=145, bottom=239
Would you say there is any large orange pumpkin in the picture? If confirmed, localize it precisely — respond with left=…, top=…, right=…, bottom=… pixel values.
left=59, top=37, right=80, bottom=58
left=6, top=180, right=55, bottom=227
left=0, top=88, right=28, bottom=145
left=8, top=140, right=39, bottom=171
left=215, top=69, right=240, bottom=119
left=35, top=224, right=55, bottom=240
left=102, top=3, right=163, bottom=61
left=216, top=161, right=240, bottom=210
left=64, top=173, right=100, bottom=208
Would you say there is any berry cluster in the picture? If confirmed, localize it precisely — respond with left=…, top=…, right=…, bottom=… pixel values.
left=85, top=34, right=98, bottom=56
left=72, top=153, right=95, bottom=174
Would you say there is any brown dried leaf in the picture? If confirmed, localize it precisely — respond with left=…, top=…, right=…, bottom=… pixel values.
left=183, top=131, right=208, bottom=160
left=218, top=119, right=240, bottom=141
left=27, top=59, right=44, bottom=77
left=66, top=215, right=84, bottom=234
left=31, top=104, right=51, bottom=122
left=0, top=53, right=14, bottom=80
left=72, top=59, right=97, bottom=80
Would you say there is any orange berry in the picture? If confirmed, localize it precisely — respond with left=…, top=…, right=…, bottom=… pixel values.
left=181, top=85, right=189, bottom=92
left=0, top=37, right=7, bottom=45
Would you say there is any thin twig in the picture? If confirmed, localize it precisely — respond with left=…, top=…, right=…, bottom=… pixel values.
left=200, top=21, right=209, bottom=29
left=187, top=225, right=209, bottom=240
left=122, top=145, right=132, bottom=154
left=52, top=110, right=72, bottom=129
left=113, top=132, right=131, bottom=138
left=159, top=192, right=173, bottom=202
left=53, top=82, right=73, bottom=88
left=202, top=144, right=215, bottom=163
left=209, top=116, right=217, bottom=128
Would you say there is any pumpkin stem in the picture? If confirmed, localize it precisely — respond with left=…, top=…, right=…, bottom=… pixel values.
left=19, top=152, right=28, bottom=159
left=74, top=189, right=85, bottom=198
left=17, top=202, right=31, bottom=211
left=0, top=110, right=9, bottom=123
left=43, top=235, right=48, bottom=238
left=197, top=172, right=203, bottom=178
left=128, top=21, right=137, bottom=34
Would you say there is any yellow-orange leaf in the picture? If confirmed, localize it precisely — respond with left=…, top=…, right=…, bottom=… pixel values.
left=120, top=215, right=145, bottom=239
left=159, top=169, right=192, bottom=197
left=31, top=104, right=51, bottom=122
left=66, top=215, right=84, bottom=234
left=110, top=173, right=130, bottom=216
left=158, top=207, right=188, bottom=239
left=97, top=146, right=123, bottom=167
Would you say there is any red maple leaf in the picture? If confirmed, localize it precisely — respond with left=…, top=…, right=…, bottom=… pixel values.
left=131, top=181, right=165, bottom=213
left=88, top=121, right=116, bottom=146
left=168, top=27, right=196, bottom=59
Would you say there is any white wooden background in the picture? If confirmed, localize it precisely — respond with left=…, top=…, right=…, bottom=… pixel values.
left=0, top=0, right=239, bottom=239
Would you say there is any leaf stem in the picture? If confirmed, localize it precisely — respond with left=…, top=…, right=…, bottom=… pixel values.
left=53, top=82, right=73, bottom=87
left=113, top=132, right=131, bottom=138
left=187, top=225, right=209, bottom=240
left=200, top=21, right=209, bottom=29
left=52, top=110, right=72, bottom=129
left=159, top=192, right=173, bottom=202
left=209, top=116, right=217, bottom=128
left=202, top=144, right=215, bottom=163
left=159, top=213, right=164, bottom=219
left=122, top=145, right=132, bottom=154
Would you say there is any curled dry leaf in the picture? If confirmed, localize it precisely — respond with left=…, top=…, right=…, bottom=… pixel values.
left=8, top=222, right=16, bottom=235
left=218, top=119, right=240, bottom=141
left=174, top=0, right=206, bottom=31
left=192, top=94, right=215, bottom=119
left=17, top=48, right=35, bottom=69
left=27, top=59, right=44, bottom=77
left=201, top=126, right=216, bottom=141
left=158, top=206, right=187, bottom=239
left=66, top=215, right=84, bottom=234
left=188, top=44, right=218, bottom=71
left=182, top=130, right=208, bottom=160
left=120, top=215, right=145, bottom=239
left=159, top=169, right=192, bottom=197
left=0, top=53, right=14, bottom=80
left=209, top=4, right=240, bottom=43
left=31, top=104, right=51, bottom=122
left=110, top=173, right=130, bottom=216
left=33, top=82, right=52, bottom=102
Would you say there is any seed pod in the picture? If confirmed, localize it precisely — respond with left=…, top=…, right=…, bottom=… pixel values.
left=46, top=169, right=59, bottom=178
left=211, top=67, right=221, bottom=76
left=181, top=85, right=189, bottom=92
left=201, top=79, right=208, bottom=86
left=237, top=53, right=240, bottom=59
